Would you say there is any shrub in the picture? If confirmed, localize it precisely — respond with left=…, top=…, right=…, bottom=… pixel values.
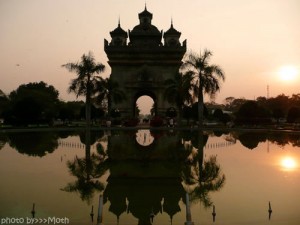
left=150, top=116, right=164, bottom=127
left=287, top=107, right=300, bottom=123
left=235, top=100, right=271, bottom=125
left=124, top=118, right=139, bottom=127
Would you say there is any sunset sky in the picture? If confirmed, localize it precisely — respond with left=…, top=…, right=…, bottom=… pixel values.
left=1, top=0, right=299, bottom=113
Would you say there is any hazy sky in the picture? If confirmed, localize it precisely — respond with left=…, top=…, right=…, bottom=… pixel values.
left=1, top=0, right=299, bottom=113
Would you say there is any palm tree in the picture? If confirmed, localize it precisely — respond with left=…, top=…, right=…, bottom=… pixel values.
left=62, top=52, right=105, bottom=127
left=164, top=72, right=193, bottom=124
left=95, top=77, right=126, bottom=118
left=181, top=49, right=225, bottom=126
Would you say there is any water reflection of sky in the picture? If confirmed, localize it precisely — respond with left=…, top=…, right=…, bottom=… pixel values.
left=206, top=137, right=300, bottom=225
left=135, top=129, right=154, bottom=146
left=0, top=130, right=299, bottom=225
left=280, top=155, right=298, bottom=171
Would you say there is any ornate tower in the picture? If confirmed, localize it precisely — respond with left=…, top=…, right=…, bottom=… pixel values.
left=163, top=20, right=182, bottom=47
left=104, top=6, right=186, bottom=119
left=109, top=19, right=128, bottom=46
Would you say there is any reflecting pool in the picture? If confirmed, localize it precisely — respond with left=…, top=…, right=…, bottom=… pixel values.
left=0, top=129, right=300, bottom=225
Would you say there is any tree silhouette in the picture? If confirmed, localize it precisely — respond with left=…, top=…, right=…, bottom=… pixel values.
left=62, top=52, right=105, bottom=127
left=235, top=100, right=271, bottom=125
left=287, top=106, right=300, bottom=123
left=3, top=82, right=59, bottom=125
left=94, top=77, right=126, bottom=118
left=7, top=132, right=59, bottom=157
left=164, top=72, right=193, bottom=124
left=181, top=50, right=225, bottom=126
left=0, top=89, right=9, bottom=118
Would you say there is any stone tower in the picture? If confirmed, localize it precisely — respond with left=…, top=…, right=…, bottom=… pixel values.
left=104, top=6, right=186, bottom=119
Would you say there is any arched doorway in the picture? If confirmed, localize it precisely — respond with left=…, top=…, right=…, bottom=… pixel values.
left=136, top=95, right=154, bottom=116
left=133, top=91, right=156, bottom=119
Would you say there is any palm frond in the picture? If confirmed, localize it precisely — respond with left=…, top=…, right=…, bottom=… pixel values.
left=62, top=51, right=108, bottom=115
left=181, top=49, right=225, bottom=103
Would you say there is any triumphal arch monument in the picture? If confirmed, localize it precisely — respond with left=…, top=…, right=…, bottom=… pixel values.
left=104, top=6, right=186, bottom=118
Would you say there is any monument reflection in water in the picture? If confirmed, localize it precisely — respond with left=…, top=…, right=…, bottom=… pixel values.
left=0, top=129, right=300, bottom=225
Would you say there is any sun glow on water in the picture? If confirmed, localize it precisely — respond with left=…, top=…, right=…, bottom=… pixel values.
left=280, top=156, right=298, bottom=171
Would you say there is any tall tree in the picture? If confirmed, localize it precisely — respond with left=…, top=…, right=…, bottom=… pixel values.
left=3, top=82, right=59, bottom=125
left=95, top=77, right=126, bottom=118
left=290, top=94, right=300, bottom=107
left=235, top=100, right=271, bottom=125
left=0, top=90, right=9, bottom=117
left=287, top=106, right=300, bottom=123
left=181, top=50, right=225, bottom=126
left=266, top=94, right=289, bottom=122
left=164, top=72, right=193, bottom=124
left=62, top=52, right=105, bottom=127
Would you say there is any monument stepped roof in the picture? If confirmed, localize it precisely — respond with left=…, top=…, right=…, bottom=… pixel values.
left=106, top=6, right=186, bottom=48
left=110, top=22, right=128, bottom=37
left=130, top=23, right=161, bottom=35
left=164, top=23, right=181, bottom=37
left=138, top=6, right=153, bottom=19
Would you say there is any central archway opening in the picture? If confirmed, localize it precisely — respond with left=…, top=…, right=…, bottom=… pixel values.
left=136, top=95, right=155, bottom=117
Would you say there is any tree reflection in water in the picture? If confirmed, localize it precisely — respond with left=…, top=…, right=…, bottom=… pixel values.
left=236, top=132, right=300, bottom=150
left=238, top=132, right=267, bottom=150
left=181, top=131, right=226, bottom=208
left=7, top=132, right=59, bottom=157
left=61, top=129, right=108, bottom=204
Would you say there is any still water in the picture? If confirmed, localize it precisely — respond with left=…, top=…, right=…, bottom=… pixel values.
left=0, top=129, right=300, bottom=225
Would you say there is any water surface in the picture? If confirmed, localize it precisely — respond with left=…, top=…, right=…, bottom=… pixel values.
left=0, top=129, right=299, bottom=225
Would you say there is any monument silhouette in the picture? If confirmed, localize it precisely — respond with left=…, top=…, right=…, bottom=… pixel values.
left=104, top=6, right=186, bottom=118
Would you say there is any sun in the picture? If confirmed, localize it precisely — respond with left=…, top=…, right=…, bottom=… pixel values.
left=278, top=65, right=298, bottom=82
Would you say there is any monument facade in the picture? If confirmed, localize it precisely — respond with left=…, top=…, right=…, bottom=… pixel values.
left=104, top=6, right=186, bottom=118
